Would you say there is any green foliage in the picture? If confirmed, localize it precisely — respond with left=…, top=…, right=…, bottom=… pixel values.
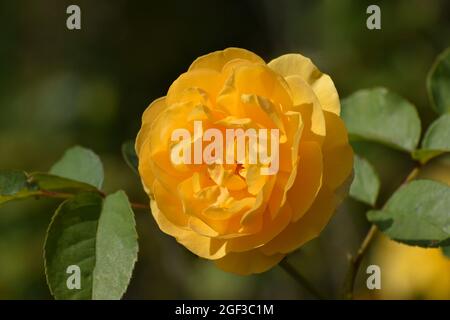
left=92, top=191, right=138, bottom=299
left=0, top=171, right=99, bottom=206
left=0, top=146, right=138, bottom=300
left=341, top=87, right=421, bottom=152
left=367, top=180, right=450, bottom=247
left=45, top=192, right=102, bottom=300
left=349, top=155, right=380, bottom=206
left=121, top=140, right=139, bottom=175
left=427, top=47, right=450, bottom=114
left=345, top=48, right=450, bottom=254
left=45, top=191, right=138, bottom=300
left=0, top=148, right=104, bottom=206
left=413, top=114, right=450, bottom=163
left=50, top=146, right=104, bottom=189
left=0, top=170, right=37, bottom=205
left=30, top=173, right=99, bottom=194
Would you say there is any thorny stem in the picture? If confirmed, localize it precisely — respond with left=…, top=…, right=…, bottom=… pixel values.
left=279, top=259, right=327, bottom=300
left=37, top=189, right=150, bottom=211
left=342, top=225, right=378, bottom=299
left=342, top=166, right=421, bottom=299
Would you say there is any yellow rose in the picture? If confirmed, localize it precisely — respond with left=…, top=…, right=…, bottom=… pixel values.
left=374, top=234, right=450, bottom=300
left=135, top=48, right=353, bottom=275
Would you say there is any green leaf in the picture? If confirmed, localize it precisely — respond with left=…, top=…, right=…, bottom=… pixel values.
left=0, top=147, right=104, bottom=207
left=121, top=140, right=139, bottom=175
left=45, top=192, right=101, bottom=299
left=0, top=171, right=100, bottom=206
left=0, top=170, right=38, bottom=205
left=427, top=47, right=450, bottom=114
left=413, top=114, right=450, bottom=163
left=341, top=87, right=421, bottom=152
left=50, top=146, right=104, bottom=189
left=30, top=172, right=99, bottom=193
left=349, top=155, right=380, bottom=206
left=442, top=246, right=450, bottom=259
left=92, top=191, right=138, bottom=299
left=367, top=180, right=450, bottom=247
left=45, top=191, right=138, bottom=300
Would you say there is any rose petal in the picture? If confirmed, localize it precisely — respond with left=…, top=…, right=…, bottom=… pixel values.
left=150, top=199, right=227, bottom=260
left=135, top=97, right=167, bottom=155
left=322, top=111, right=354, bottom=189
left=288, top=142, right=323, bottom=221
left=225, top=202, right=292, bottom=253
left=285, top=75, right=326, bottom=137
left=260, top=186, right=337, bottom=255
left=189, top=47, right=265, bottom=72
left=268, top=54, right=340, bottom=115
left=214, top=249, right=284, bottom=275
left=166, top=69, right=223, bottom=106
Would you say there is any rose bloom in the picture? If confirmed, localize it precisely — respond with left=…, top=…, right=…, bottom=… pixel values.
left=136, top=48, right=353, bottom=275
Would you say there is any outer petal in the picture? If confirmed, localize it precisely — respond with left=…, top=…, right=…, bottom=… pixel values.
left=260, top=186, right=337, bottom=255
left=150, top=199, right=227, bottom=260
left=135, top=97, right=167, bottom=156
left=285, top=75, right=325, bottom=137
left=145, top=102, right=199, bottom=190
left=137, top=137, right=155, bottom=192
left=225, top=202, right=292, bottom=253
left=166, top=69, right=224, bottom=106
left=322, top=111, right=354, bottom=189
left=323, top=145, right=354, bottom=190
left=214, top=249, right=285, bottom=275
left=268, top=54, right=340, bottom=115
left=189, top=47, right=265, bottom=72
left=153, top=180, right=189, bottom=227
left=287, top=142, right=323, bottom=221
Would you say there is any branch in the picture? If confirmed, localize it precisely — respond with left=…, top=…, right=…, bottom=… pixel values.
left=37, top=189, right=150, bottom=211
left=342, top=225, right=377, bottom=299
left=342, top=165, right=420, bottom=299
left=279, top=259, right=327, bottom=300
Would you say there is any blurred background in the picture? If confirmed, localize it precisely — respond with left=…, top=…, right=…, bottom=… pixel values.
left=0, top=0, right=449, bottom=299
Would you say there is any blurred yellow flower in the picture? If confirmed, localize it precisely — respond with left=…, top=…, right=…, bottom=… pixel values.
left=135, top=48, right=353, bottom=274
left=374, top=235, right=450, bottom=300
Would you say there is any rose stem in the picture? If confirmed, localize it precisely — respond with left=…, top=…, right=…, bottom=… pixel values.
left=37, top=189, right=150, bottom=211
left=279, top=258, right=327, bottom=300
left=342, top=166, right=421, bottom=299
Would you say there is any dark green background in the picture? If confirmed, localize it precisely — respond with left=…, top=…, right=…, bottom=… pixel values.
left=0, top=0, right=449, bottom=299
